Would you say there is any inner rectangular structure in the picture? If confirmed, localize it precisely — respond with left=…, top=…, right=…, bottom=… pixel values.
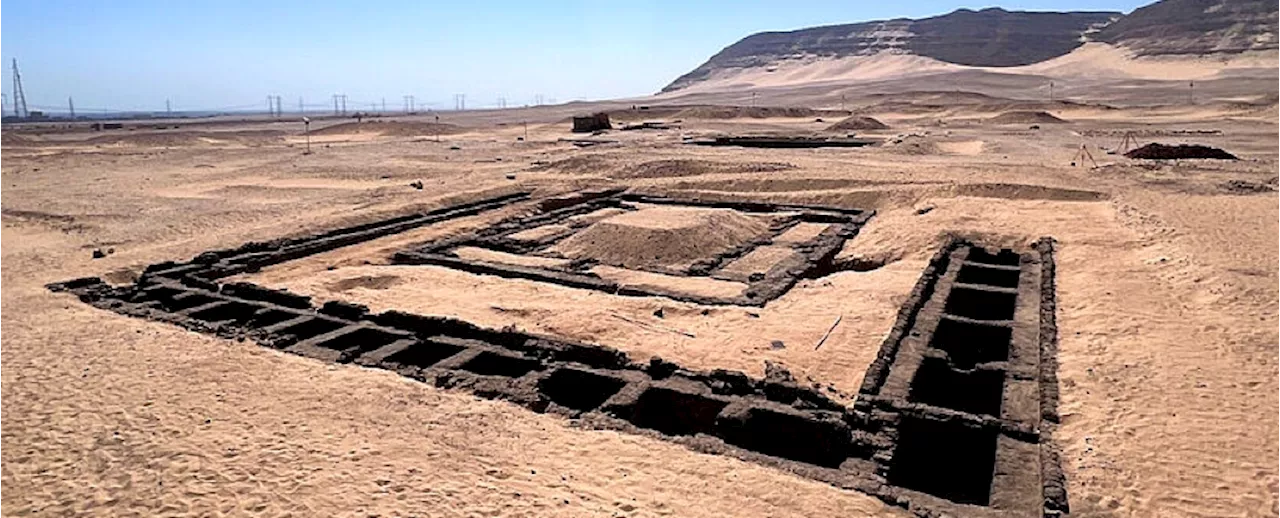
left=46, top=191, right=1067, bottom=518
left=392, top=189, right=872, bottom=306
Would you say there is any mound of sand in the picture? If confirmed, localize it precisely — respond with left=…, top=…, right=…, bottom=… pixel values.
left=987, top=111, right=1067, bottom=124
left=81, top=130, right=285, bottom=147
left=551, top=206, right=769, bottom=271
left=527, top=155, right=614, bottom=174
left=1125, top=143, right=1238, bottom=160
left=616, top=159, right=794, bottom=179
left=673, top=105, right=848, bottom=120
left=1, top=133, right=36, bottom=146
left=311, top=121, right=464, bottom=137
left=825, top=116, right=889, bottom=131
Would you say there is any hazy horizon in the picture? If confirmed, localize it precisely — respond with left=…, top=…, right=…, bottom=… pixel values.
left=2, top=0, right=1149, bottom=115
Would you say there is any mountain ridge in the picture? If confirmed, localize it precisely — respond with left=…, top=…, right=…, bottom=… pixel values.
left=663, top=0, right=1277, bottom=92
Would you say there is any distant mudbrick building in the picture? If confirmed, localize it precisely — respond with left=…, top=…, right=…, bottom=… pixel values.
left=572, top=112, right=611, bottom=133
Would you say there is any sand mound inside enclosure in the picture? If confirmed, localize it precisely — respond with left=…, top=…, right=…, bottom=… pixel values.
left=673, top=105, right=849, bottom=120
left=527, top=155, right=616, bottom=175
left=825, top=116, right=889, bottom=131
left=311, top=121, right=464, bottom=137
left=552, top=207, right=770, bottom=271
left=615, top=159, right=795, bottom=179
left=987, top=111, right=1067, bottom=124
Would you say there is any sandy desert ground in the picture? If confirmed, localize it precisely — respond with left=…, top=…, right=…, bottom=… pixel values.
left=2, top=65, right=1277, bottom=518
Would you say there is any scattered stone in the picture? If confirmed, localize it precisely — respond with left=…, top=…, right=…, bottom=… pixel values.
left=505, top=173, right=517, bottom=180
left=409, top=181, right=424, bottom=190
left=449, top=145, right=461, bottom=150
left=1219, top=179, right=1275, bottom=194
left=763, top=360, right=796, bottom=384
left=770, top=340, right=786, bottom=350
left=653, top=308, right=664, bottom=318
left=646, top=357, right=679, bottom=379
left=92, top=249, right=107, bottom=259
left=915, top=204, right=935, bottom=215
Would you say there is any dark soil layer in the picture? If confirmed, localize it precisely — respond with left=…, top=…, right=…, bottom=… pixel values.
left=1125, top=143, right=1238, bottom=160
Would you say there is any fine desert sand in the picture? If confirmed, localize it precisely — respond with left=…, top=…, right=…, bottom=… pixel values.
left=2, top=45, right=1277, bottom=518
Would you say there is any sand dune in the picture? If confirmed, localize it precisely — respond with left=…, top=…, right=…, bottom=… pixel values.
left=662, top=43, right=1279, bottom=95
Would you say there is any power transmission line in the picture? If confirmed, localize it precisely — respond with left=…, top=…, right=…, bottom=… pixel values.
left=12, top=59, right=29, bottom=118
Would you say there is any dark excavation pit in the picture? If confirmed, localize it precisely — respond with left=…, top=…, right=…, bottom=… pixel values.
left=944, top=287, right=1017, bottom=321
left=909, top=358, right=1005, bottom=417
left=538, top=368, right=627, bottom=411
left=460, top=351, right=542, bottom=377
left=955, top=264, right=1020, bottom=288
left=888, top=417, right=998, bottom=506
left=384, top=340, right=466, bottom=368
left=623, top=387, right=728, bottom=436
left=929, top=317, right=1012, bottom=368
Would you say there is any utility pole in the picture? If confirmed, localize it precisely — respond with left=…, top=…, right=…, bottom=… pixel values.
left=534, top=94, right=543, bottom=106
left=68, top=97, right=75, bottom=118
left=333, top=95, right=340, bottom=115
left=1049, top=81, right=1055, bottom=102
left=12, top=59, right=29, bottom=119
left=1, top=93, right=7, bottom=117
left=381, top=97, right=386, bottom=113
left=166, top=99, right=172, bottom=116
left=1188, top=81, right=1194, bottom=105
left=840, top=94, right=846, bottom=111
left=340, top=95, right=347, bottom=115
left=498, top=97, right=506, bottom=109
left=299, top=97, right=304, bottom=114
left=404, top=95, right=415, bottom=113
left=454, top=94, right=466, bottom=111
left=276, top=96, right=283, bottom=117
left=332, top=94, right=347, bottom=116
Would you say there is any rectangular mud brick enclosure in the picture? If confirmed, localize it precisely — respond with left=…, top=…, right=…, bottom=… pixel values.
left=855, top=237, right=1068, bottom=517
left=46, top=190, right=1066, bottom=518
left=393, top=189, right=873, bottom=306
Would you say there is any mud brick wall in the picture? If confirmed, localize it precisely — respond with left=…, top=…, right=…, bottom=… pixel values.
left=47, top=191, right=1067, bottom=518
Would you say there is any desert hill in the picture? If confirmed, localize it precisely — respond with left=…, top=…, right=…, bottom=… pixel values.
left=1094, top=0, right=1278, bottom=55
left=663, top=0, right=1277, bottom=93
left=664, top=8, right=1117, bottom=92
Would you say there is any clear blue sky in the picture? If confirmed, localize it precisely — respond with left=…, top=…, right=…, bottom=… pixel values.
left=1, top=0, right=1150, bottom=113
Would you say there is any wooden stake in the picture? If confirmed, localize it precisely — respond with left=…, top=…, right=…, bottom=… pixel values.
left=813, top=315, right=843, bottom=350
left=610, top=313, right=695, bottom=338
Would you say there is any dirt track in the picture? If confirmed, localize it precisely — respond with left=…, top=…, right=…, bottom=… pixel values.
left=3, top=85, right=1277, bottom=517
